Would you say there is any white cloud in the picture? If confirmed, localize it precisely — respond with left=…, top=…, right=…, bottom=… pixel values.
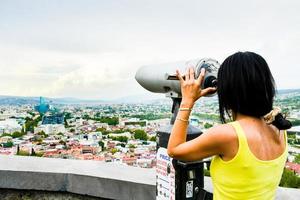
left=0, top=0, right=299, bottom=99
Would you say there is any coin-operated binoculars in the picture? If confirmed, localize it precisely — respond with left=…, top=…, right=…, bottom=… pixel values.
left=135, top=58, right=220, bottom=200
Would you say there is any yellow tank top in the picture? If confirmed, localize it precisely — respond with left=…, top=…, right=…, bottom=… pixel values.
left=210, top=121, right=287, bottom=200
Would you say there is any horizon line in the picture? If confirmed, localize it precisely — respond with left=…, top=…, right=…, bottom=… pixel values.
left=0, top=88, right=299, bottom=101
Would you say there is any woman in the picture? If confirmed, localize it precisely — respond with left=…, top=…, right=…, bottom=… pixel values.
left=167, top=51, right=292, bottom=200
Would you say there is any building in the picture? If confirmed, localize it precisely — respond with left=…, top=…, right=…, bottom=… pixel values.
left=286, top=162, right=300, bottom=176
left=108, top=132, right=131, bottom=139
left=120, top=118, right=146, bottom=127
left=0, top=118, right=22, bottom=134
left=35, top=124, right=66, bottom=135
left=287, top=126, right=300, bottom=140
left=122, top=155, right=137, bottom=166
left=42, top=113, right=64, bottom=125
left=34, top=97, right=50, bottom=115
left=0, top=136, right=13, bottom=144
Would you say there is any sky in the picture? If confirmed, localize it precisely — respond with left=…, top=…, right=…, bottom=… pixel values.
left=0, top=0, right=299, bottom=100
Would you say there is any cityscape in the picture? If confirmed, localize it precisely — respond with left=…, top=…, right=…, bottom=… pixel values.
left=0, top=1, right=299, bottom=199
left=0, top=90, right=299, bottom=188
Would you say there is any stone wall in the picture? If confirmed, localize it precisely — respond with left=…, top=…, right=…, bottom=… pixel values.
left=0, top=155, right=299, bottom=200
left=0, top=156, right=155, bottom=200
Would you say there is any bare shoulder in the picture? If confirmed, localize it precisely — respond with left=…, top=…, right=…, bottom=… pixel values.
left=202, top=123, right=239, bottom=158
left=268, top=124, right=286, bottom=144
left=204, top=123, right=237, bottom=144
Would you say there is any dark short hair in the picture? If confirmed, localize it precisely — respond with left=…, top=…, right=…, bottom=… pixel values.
left=217, top=51, right=275, bottom=123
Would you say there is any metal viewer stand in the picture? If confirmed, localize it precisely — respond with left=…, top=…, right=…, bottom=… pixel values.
left=156, top=98, right=213, bottom=200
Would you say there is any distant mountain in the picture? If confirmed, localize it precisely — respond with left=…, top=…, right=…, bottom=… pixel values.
left=107, top=94, right=167, bottom=104
left=0, top=96, right=106, bottom=105
left=49, top=97, right=107, bottom=105
left=0, top=88, right=298, bottom=105
left=277, top=89, right=300, bottom=94
left=0, top=96, right=40, bottom=105
left=0, top=94, right=166, bottom=105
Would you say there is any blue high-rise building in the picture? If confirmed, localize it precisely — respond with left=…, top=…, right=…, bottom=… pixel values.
left=42, top=113, right=64, bottom=125
left=34, top=97, right=50, bottom=115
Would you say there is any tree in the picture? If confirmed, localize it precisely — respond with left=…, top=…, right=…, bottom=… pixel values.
left=96, top=127, right=109, bottom=135
left=98, top=141, right=105, bottom=150
left=11, top=131, right=25, bottom=138
left=59, top=140, right=66, bottom=145
left=16, top=150, right=30, bottom=156
left=291, top=119, right=300, bottom=126
left=280, top=168, right=300, bottom=188
left=37, top=131, right=48, bottom=138
left=64, top=118, right=69, bottom=127
left=149, top=136, right=156, bottom=142
left=64, top=112, right=72, bottom=119
left=111, top=136, right=128, bottom=143
left=83, top=114, right=91, bottom=120
left=120, top=143, right=126, bottom=147
left=31, top=148, right=36, bottom=156
left=36, top=152, right=44, bottom=157
left=25, top=116, right=41, bottom=133
left=0, top=133, right=12, bottom=138
left=204, top=169, right=210, bottom=177
left=204, top=123, right=213, bottom=129
left=2, top=141, right=13, bottom=148
left=129, top=113, right=171, bottom=120
left=111, top=148, right=118, bottom=154
left=294, top=154, right=300, bottom=164
left=95, top=117, right=119, bottom=126
left=134, top=130, right=148, bottom=141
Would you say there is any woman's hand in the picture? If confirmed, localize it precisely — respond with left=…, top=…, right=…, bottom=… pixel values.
left=168, top=66, right=221, bottom=162
left=176, top=67, right=216, bottom=107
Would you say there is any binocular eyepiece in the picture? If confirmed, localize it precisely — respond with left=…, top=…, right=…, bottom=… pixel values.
left=135, top=58, right=220, bottom=98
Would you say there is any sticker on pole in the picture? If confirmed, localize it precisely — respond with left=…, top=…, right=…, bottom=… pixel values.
left=186, top=180, right=194, bottom=198
left=156, top=147, right=175, bottom=200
